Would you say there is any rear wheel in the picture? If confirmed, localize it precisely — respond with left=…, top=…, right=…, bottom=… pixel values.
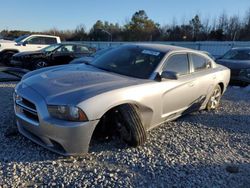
left=33, top=59, right=48, bottom=70
left=206, top=85, right=222, bottom=110
left=113, top=104, right=147, bottom=146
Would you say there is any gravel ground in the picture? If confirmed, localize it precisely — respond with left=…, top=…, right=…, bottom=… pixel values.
left=0, top=81, right=249, bottom=187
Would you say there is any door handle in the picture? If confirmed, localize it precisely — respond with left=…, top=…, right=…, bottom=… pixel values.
left=37, top=46, right=42, bottom=48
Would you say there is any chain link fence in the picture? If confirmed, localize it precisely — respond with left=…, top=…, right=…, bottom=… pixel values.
left=79, top=41, right=250, bottom=58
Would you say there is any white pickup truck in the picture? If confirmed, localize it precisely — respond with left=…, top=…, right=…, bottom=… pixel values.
left=0, top=34, right=61, bottom=64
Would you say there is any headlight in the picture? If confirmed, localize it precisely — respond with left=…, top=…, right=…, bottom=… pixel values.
left=48, top=105, right=88, bottom=122
left=239, top=69, right=250, bottom=78
left=13, top=92, right=22, bottom=102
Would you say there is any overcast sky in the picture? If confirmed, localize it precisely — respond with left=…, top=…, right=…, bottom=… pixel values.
left=0, top=0, right=249, bottom=31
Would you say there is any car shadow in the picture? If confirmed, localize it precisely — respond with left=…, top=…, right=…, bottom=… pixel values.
left=0, top=83, right=249, bottom=168
left=1, top=109, right=249, bottom=163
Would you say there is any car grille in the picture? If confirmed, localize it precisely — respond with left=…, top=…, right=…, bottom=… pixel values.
left=12, top=55, right=25, bottom=61
left=16, top=97, right=39, bottom=122
left=12, top=56, right=19, bottom=61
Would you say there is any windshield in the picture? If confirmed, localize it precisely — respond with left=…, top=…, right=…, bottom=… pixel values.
left=42, top=44, right=61, bottom=52
left=91, top=46, right=165, bottom=79
left=14, top=34, right=30, bottom=43
left=222, top=49, right=250, bottom=60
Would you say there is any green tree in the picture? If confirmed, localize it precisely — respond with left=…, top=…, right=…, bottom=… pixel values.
left=124, top=10, right=160, bottom=41
left=89, top=20, right=121, bottom=41
left=190, top=15, right=202, bottom=41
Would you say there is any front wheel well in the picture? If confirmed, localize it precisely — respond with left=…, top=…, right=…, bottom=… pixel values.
left=92, top=103, right=138, bottom=137
left=218, top=82, right=224, bottom=93
left=1, top=49, right=19, bottom=54
left=91, top=103, right=147, bottom=147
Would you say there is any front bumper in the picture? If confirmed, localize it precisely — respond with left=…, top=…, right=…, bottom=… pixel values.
left=14, top=83, right=99, bottom=155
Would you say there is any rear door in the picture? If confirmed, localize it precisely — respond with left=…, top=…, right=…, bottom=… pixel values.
left=188, top=52, right=217, bottom=103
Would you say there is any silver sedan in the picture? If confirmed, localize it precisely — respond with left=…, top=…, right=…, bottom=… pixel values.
left=13, top=44, right=230, bottom=155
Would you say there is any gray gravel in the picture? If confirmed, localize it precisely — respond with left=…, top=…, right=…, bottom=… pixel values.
left=0, top=81, right=249, bottom=187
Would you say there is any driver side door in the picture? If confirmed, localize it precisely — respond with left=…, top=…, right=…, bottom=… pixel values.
left=160, top=53, right=203, bottom=120
left=51, top=45, right=75, bottom=65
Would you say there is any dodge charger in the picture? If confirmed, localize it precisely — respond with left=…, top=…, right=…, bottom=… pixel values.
left=14, top=44, right=230, bottom=155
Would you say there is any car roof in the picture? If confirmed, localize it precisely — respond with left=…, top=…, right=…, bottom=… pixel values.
left=60, top=42, right=88, bottom=46
left=31, top=34, right=59, bottom=38
left=124, top=43, right=189, bottom=53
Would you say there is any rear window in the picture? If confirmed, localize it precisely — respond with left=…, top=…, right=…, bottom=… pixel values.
left=191, top=54, right=211, bottom=72
left=74, top=45, right=90, bottom=53
left=43, top=37, right=57, bottom=44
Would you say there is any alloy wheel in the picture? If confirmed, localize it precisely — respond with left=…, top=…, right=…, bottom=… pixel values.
left=209, top=86, right=221, bottom=109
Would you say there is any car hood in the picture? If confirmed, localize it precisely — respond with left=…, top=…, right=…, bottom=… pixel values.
left=70, top=56, right=94, bottom=64
left=14, top=51, right=44, bottom=57
left=0, top=39, right=15, bottom=44
left=216, top=59, right=250, bottom=69
left=22, top=65, right=139, bottom=104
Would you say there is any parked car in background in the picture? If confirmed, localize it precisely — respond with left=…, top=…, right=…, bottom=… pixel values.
left=0, top=34, right=61, bottom=65
left=70, top=47, right=113, bottom=64
left=216, top=47, right=250, bottom=85
left=11, top=43, right=95, bottom=70
left=14, top=44, right=230, bottom=155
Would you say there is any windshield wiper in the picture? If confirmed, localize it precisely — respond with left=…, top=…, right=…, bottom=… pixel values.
left=83, top=62, right=93, bottom=66
left=83, top=62, right=112, bottom=73
left=94, top=66, right=113, bottom=73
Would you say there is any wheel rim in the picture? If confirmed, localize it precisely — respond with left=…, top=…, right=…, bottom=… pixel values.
left=210, top=87, right=221, bottom=109
left=36, top=61, right=47, bottom=68
left=114, top=110, right=132, bottom=142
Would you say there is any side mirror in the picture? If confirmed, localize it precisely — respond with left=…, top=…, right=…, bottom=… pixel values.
left=215, top=56, right=222, bottom=61
left=16, top=41, right=27, bottom=46
left=22, top=41, right=27, bottom=46
left=161, top=71, right=179, bottom=80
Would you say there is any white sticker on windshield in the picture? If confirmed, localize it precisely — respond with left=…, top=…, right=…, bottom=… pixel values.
left=142, top=50, right=160, bottom=56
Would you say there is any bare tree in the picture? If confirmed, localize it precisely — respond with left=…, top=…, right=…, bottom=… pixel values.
left=227, top=15, right=241, bottom=40
left=217, top=11, right=228, bottom=31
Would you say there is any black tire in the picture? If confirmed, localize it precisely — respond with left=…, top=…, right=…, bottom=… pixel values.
left=2, top=51, right=16, bottom=65
left=114, top=104, right=147, bottom=146
left=33, top=59, right=48, bottom=70
left=206, top=84, right=222, bottom=110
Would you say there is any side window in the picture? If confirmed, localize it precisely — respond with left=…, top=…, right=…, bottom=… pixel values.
left=26, top=37, right=57, bottom=45
left=56, top=45, right=74, bottom=53
left=43, top=37, right=57, bottom=45
left=74, top=45, right=90, bottom=53
left=163, top=54, right=189, bottom=75
left=26, top=37, right=43, bottom=45
left=191, top=54, right=211, bottom=72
